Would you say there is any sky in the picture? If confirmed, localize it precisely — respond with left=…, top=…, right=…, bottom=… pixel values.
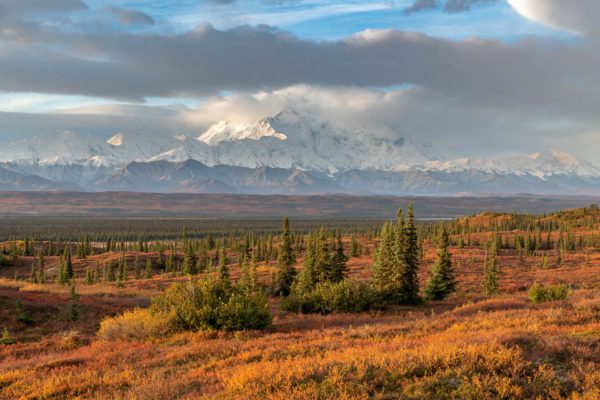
left=0, top=0, right=599, bottom=163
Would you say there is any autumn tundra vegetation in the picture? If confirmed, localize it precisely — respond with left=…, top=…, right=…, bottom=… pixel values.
left=1, top=204, right=600, bottom=398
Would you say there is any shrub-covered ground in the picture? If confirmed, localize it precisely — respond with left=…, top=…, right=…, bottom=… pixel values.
left=2, top=290, right=600, bottom=399
left=2, top=208, right=600, bottom=399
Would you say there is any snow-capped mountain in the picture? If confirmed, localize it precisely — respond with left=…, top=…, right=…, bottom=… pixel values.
left=423, top=150, right=600, bottom=178
left=0, top=131, right=116, bottom=166
left=1, top=110, right=599, bottom=195
left=152, top=109, right=437, bottom=172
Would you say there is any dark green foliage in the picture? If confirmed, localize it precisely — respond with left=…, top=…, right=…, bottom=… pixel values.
left=15, top=300, right=33, bottom=324
left=276, top=217, right=296, bottom=296
left=134, top=256, right=142, bottom=279
left=330, top=231, right=348, bottom=283
left=283, top=280, right=379, bottom=314
left=145, top=258, right=153, bottom=279
left=0, top=254, right=9, bottom=267
left=528, top=283, right=570, bottom=304
left=371, top=205, right=421, bottom=305
left=182, top=242, right=197, bottom=276
left=67, top=283, right=80, bottom=321
left=400, top=205, right=421, bottom=304
left=116, top=256, right=127, bottom=287
left=293, top=234, right=317, bottom=294
left=150, top=277, right=271, bottom=332
left=482, top=242, right=501, bottom=296
left=217, top=246, right=230, bottom=285
left=57, top=246, right=73, bottom=284
left=85, top=267, right=95, bottom=284
left=425, top=228, right=456, bottom=301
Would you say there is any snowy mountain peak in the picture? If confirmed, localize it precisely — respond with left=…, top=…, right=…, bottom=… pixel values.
left=197, top=117, right=288, bottom=146
left=107, top=133, right=124, bottom=146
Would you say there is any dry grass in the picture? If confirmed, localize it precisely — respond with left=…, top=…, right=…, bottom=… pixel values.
left=2, top=291, right=600, bottom=398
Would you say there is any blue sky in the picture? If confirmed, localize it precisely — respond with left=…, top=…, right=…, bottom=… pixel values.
left=80, top=0, right=561, bottom=40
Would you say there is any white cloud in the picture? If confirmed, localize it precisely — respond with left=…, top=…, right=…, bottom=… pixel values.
left=4, top=84, right=597, bottom=164
left=508, top=0, right=600, bottom=36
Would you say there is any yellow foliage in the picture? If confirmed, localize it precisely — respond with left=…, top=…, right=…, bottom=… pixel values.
left=98, top=308, right=172, bottom=342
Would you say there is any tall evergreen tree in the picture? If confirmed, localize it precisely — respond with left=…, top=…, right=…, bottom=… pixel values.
left=218, top=246, right=230, bottom=285
left=313, top=227, right=333, bottom=283
left=330, top=230, right=348, bottom=283
left=482, top=242, right=501, bottom=296
left=134, top=256, right=142, bottom=279
left=371, top=222, right=396, bottom=294
left=118, top=256, right=127, bottom=282
left=182, top=241, right=197, bottom=276
left=399, top=204, right=421, bottom=304
left=145, top=258, right=153, bottom=279
left=424, top=228, right=456, bottom=301
left=67, top=282, right=80, bottom=321
left=58, top=246, right=73, bottom=284
left=249, top=252, right=258, bottom=293
left=276, top=217, right=296, bottom=296
left=293, top=234, right=317, bottom=294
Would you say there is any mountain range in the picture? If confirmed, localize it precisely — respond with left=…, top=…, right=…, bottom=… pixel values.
left=1, top=110, right=599, bottom=195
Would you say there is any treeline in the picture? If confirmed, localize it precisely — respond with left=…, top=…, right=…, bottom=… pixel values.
left=0, top=217, right=384, bottom=242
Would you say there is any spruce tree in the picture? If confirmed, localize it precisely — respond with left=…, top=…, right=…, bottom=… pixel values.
left=482, top=242, right=501, bottom=296
left=371, top=222, right=396, bottom=294
left=134, top=256, right=142, bottom=279
left=218, top=246, right=230, bottom=285
left=293, top=234, right=317, bottom=294
left=29, top=263, right=37, bottom=283
left=85, top=267, right=94, bottom=284
left=67, top=282, right=80, bottom=321
left=399, top=204, right=421, bottom=304
left=240, top=255, right=252, bottom=293
left=37, top=252, right=46, bottom=284
left=330, top=230, right=348, bottom=283
left=58, top=246, right=74, bottom=284
left=249, top=252, right=258, bottom=293
left=424, top=228, right=456, bottom=301
left=145, top=258, right=153, bottom=279
left=276, top=217, right=296, bottom=296
left=15, top=300, right=32, bottom=324
left=182, top=242, right=197, bottom=276
left=313, top=227, right=333, bottom=283
left=118, top=256, right=127, bottom=283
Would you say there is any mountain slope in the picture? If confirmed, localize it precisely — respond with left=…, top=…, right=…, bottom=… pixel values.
left=0, top=166, right=82, bottom=191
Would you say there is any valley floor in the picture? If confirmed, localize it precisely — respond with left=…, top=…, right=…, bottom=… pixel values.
left=2, top=208, right=600, bottom=399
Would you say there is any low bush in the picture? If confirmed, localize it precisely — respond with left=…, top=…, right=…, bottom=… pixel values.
left=283, top=280, right=380, bottom=314
left=0, top=328, right=15, bottom=345
left=98, top=308, right=173, bottom=341
left=150, top=277, right=272, bottom=332
left=0, top=255, right=9, bottom=267
left=528, top=283, right=570, bottom=304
